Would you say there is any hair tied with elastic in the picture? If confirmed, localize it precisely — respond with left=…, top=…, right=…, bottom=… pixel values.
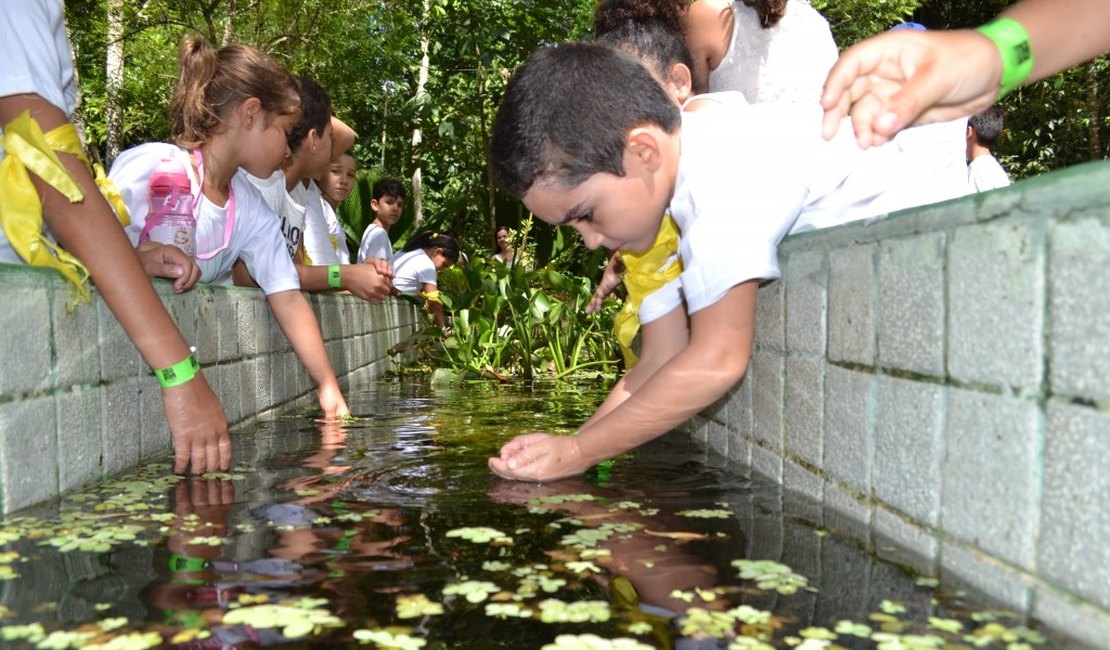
left=431, top=231, right=440, bottom=239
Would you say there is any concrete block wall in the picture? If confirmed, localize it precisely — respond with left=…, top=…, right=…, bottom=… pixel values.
left=681, top=160, right=1110, bottom=647
left=0, top=271, right=419, bottom=515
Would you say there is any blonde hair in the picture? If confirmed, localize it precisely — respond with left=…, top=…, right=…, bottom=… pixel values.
left=169, top=35, right=301, bottom=148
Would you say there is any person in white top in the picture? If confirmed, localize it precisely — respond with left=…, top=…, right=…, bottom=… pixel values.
left=110, top=35, right=349, bottom=420
left=243, top=78, right=392, bottom=302
left=1, top=0, right=228, bottom=474
left=357, top=177, right=406, bottom=264
left=391, top=230, right=459, bottom=328
left=317, top=151, right=358, bottom=264
left=684, top=0, right=838, bottom=102
left=966, top=105, right=1011, bottom=192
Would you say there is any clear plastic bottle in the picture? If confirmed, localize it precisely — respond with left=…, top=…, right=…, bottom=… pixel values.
left=141, top=158, right=196, bottom=259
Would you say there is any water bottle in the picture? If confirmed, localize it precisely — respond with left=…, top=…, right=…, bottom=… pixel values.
left=141, top=158, right=196, bottom=259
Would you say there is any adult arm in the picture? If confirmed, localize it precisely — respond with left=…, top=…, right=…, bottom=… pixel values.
left=265, top=289, right=349, bottom=418
left=821, top=0, right=1110, bottom=147
left=1, top=94, right=229, bottom=474
left=489, top=281, right=755, bottom=482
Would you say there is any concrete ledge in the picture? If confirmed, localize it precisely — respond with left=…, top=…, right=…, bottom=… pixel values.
left=0, top=270, right=419, bottom=515
left=682, top=160, right=1110, bottom=647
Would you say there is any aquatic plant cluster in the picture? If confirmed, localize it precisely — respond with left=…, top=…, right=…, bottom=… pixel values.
left=0, top=460, right=1057, bottom=650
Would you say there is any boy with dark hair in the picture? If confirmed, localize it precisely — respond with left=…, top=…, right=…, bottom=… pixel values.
left=966, top=105, right=1011, bottom=192
left=357, top=177, right=406, bottom=263
left=488, top=42, right=955, bottom=482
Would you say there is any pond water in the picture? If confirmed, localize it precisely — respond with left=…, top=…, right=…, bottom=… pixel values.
left=0, top=378, right=1091, bottom=650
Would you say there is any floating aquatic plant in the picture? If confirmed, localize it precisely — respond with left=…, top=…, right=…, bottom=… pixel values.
left=353, top=628, right=426, bottom=649
left=220, top=604, right=343, bottom=639
left=565, top=560, right=602, bottom=574
left=445, top=527, right=512, bottom=544
left=729, top=637, right=775, bottom=650
left=484, top=602, right=533, bottom=619
left=537, top=599, right=611, bottom=623
left=443, top=580, right=500, bottom=604
left=880, top=600, right=907, bottom=615
left=396, top=594, right=444, bottom=618
left=870, top=632, right=945, bottom=649
left=481, top=560, right=511, bottom=572
left=541, top=634, right=653, bottom=650
left=834, top=620, right=871, bottom=637
left=730, top=605, right=772, bottom=626
left=926, top=617, right=963, bottom=634
left=529, top=494, right=596, bottom=505
left=84, top=631, right=164, bottom=650
left=679, top=607, right=735, bottom=639
left=731, top=559, right=809, bottom=595
left=676, top=509, right=732, bottom=519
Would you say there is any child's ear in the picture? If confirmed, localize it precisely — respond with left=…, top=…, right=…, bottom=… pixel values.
left=625, top=127, right=664, bottom=174
left=370, top=197, right=380, bottom=211
left=238, top=97, right=263, bottom=129
left=668, top=64, right=693, bottom=105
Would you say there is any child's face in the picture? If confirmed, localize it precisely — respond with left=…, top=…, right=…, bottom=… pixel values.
left=299, top=123, right=334, bottom=179
left=371, top=194, right=405, bottom=228
left=523, top=161, right=670, bottom=254
left=242, top=111, right=299, bottom=178
left=431, top=249, right=455, bottom=271
left=322, top=156, right=357, bottom=204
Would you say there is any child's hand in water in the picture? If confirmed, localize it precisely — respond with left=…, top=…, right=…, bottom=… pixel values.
left=317, top=381, right=350, bottom=419
left=136, top=241, right=201, bottom=293
left=489, top=432, right=592, bottom=482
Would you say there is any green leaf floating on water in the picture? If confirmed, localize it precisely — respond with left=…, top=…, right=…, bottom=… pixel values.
left=481, top=560, right=511, bottom=572
left=870, top=632, right=945, bottom=649
left=538, top=599, right=611, bottom=623
left=221, top=604, right=343, bottom=638
left=83, top=631, right=164, bottom=650
left=731, top=559, right=809, bottom=595
left=396, top=594, right=444, bottom=618
left=353, top=629, right=426, bottom=649
left=445, top=527, right=512, bottom=544
left=728, top=637, right=776, bottom=650
left=542, top=634, right=654, bottom=650
left=443, top=580, right=500, bottom=604
left=485, top=602, right=533, bottom=619
left=676, top=508, right=732, bottom=519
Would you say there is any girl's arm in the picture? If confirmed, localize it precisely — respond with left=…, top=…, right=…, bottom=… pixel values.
left=490, top=281, right=756, bottom=482
left=265, top=289, right=349, bottom=418
left=683, top=0, right=731, bottom=94
left=1, top=94, right=230, bottom=475
left=422, top=282, right=446, bottom=328
left=293, top=242, right=393, bottom=303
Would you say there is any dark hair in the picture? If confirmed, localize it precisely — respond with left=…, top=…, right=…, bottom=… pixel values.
left=169, top=35, right=300, bottom=148
left=490, top=42, right=681, bottom=198
left=402, top=229, right=460, bottom=263
left=287, top=76, right=332, bottom=153
left=373, top=177, right=407, bottom=200
left=594, top=0, right=694, bottom=78
left=742, top=0, right=788, bottom=29
left=968, top=105, right=1005, bottom=147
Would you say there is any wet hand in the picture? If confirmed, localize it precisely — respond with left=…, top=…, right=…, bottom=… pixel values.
left=137, top=241, right=201, bottom=293
left=821, top=29, right=1003, bottom=148
left=162, top=374, right=231, bottom=475
left=488, top=433, right=592, bottom=482
left=317, top=381, right=350, bottom=419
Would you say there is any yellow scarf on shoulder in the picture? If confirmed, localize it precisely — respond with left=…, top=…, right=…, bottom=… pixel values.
left=613, top=214, right=683, bottom=366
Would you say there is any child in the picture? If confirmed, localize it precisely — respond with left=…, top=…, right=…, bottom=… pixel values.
left=109, top=36, right=350, bottom=420
left=391, top=230, right=459, bottom=328
left=966, top=105, right=1011, bottom=192
left=487, top=42, right=965, bottom=482
left=317, top=151, right=357, bottom=263
left=1, top=0, right=229, bottom=474
left=244, top=77, right=392, bottom=303
left=821, top=0, right=1110, bottom=147
left=356, top=177, right=406, bottom=264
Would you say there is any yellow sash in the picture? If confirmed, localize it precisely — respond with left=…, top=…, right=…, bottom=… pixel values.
left=613, top=214, right=683, bottom=366
left=422, top=289, right=442, bottom=304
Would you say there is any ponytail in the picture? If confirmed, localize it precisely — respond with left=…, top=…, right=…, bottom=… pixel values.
left=741, top=0, right=787, bottom=29
left=403, top=230, right=460, bottom=263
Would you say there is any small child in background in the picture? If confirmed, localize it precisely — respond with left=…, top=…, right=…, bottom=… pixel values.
left=391, top=230, right=459, bottom=328
left=966, top=105, right=1011, bottom=192
left=317, top=151, right=357, bottom=263
left=356, top=177, right=406, bottom=263
left=108, top=35, right=350, bottom=420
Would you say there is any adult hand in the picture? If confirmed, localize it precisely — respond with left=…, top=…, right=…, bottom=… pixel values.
left=488, top=432, right=592, bottom=482
left=137, top=241, right=202, bottom=293
left=343, top=263, right=392, bottom=303
left=162, top=375, right=231, bottom=475
left=821, top=29, right=1002, bottom=148
left=587, top=251, right=624, bottom=315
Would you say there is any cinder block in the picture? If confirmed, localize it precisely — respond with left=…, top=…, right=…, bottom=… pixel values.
left=726, top=370, right=753, bottom=437
left=939, top=541, right=1032, bottom=613
left=815, top=524, right=873, bottom=623
left=728, top=435, right=752, bottom=467
left=941, top=389, right=1039, bottom=569
left=824, top=366, right=874, bottom=494
left=879, top=233, right=946, bottom=376
left=55, top=385, right=103, bottom=493
left=53, top=289, right=101, bottom=388
left=216, top=299, right=239, bottom=362
left=101, top=378, right=141, bottom=476
left=823, top=483, right=871, bottom=541
left=194, top=291, right=219, bottom=365
left=0, top=397, right=58, bottom=514
left=688, top=414, right=708, bottom=445
left=872, top=507, right=938, bottom=576
left=1049, top=218, right=1110, bottom=402
left=139, top=374, right=170, bottom=460
left=751, top=443, right=783, bottom=483
left=154, top=280, right=197, bottom=346
left=1032, top=586, right=1110, bottom=650
left=828, top=244, right=877, bottom=365
left=755, top=279, right=785, bottom=351
left=216, top=363, right=243, bottom=425
left=1038, top=401, right=1110, bottom=608
left=784, top=250, right=827, bottom=356
left=785, top=357, right=823, bottom=467
left=239, top=358, right=259, bottom=420
left=751, top=351, right=784, bottom=451
left=236, top=296, right=263, bottom=357
left=783, top=459, right=823, bottom=504
left=874, top=376, right=944, bottom=526
left=97, top=297, right=146, bottom=382
left=706, top=418, right=729, bottom=459
left=948, top=220, right=1045, bottom=389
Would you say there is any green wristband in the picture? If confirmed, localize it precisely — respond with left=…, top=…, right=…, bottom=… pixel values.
left=155, top=351, right=200, bottom=389
left=976, top=18, right=1034, bottom=99
left=169, top=552, right=207, bottom=573
left=328, top=264, right=342, bottom=289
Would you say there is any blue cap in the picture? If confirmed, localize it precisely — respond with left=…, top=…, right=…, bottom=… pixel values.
left=889, top=22, right=926, bottom=31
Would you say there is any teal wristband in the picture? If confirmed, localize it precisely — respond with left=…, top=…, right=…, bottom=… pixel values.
left=328, top=264, right=342, bottom=289
left=976, top=18, right=1034, bottom=99
left=155, top=351, right=200, bottom=389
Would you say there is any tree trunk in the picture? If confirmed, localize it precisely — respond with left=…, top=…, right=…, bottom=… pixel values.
left=105, top=0, right=125, bottom=165
left=1088, top=59, right=1101, bottom=161
left=466, top=4, right=497, bottom=250
left=411, top=0, right=431, bottom=228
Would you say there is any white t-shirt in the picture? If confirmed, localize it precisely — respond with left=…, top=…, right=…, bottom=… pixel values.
left=243, top=170, right=304, bottom=260
left=391, top=248, right=436, bottom=294
left=0, top=0, right=79, bottom=264
left=108, top=143, right=299, bottom=295
left=640, top=95, right=966, bottom=322
left=297, top=181, right=339, bottom=265
left=321, top=200, right=351, bottom=264
left=968, top=154, right=1011, bottom=192
left=707, top=0, right=837, bottom=105
left=358, top=223, right=393, bottom=263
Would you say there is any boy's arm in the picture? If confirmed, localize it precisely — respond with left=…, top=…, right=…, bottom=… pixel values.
left=490, top=281, right=756, bottom=482
left=1, top=94, right=230, bottom=475
left=265, top=289, right=349, bottom=418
